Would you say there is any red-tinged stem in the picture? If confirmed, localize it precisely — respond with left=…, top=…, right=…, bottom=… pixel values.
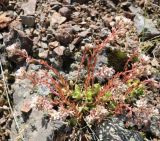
left=83, top=28, right=118, bottom=90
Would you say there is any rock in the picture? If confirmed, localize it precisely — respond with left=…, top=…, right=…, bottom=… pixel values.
left=6, top=10, right=17, bottom=19
left=150, top=116, right=160, bottom=139
left=151, top=58, right=159, bottom=68
left=9, top=20, right=23, bottom=30
left=72, top=37, right=82, bottom=45
left=53, top=46, right=65, bottom=56
left=41, top=37, right=47, bottom=42
left=50, top=1, right=62, bottom=10
left=11, top=79, right=33, bottom=111
left=129, top=5, right=143, bottom=15
left=38, top=49, right=48, bottom=59
left=50, top=12, right=66, bottom=28
left=3, top=29, right=33, bottom=54
left=102, top=14, right=113, bottom=27
left=72, top=25, right=81, bottom=32
left=95, top=119, right=144, bottom=141
left=21, top=0, right=37, bottom=15
left=0, top=13, right=12, bottom=30
left=90, top=9, right=98, bottom=17
left=49, top=41, right=59, bottom=49
left=33, top=36, right=40, bottom=45
left=134, top=14, right=160, bottom=35
left=69, top=44, right=75, bottom=51
left=63, top=0, right=72, bottom=4
left=59, top=7, right=71, bottom=19
left=55, top=25, right=74, bottom=45
left=128, top=5, right=160, bottom=37
left=38, top=41, right=48, bottom=49
left=72, top=11, right=80, bottom=19
left=99, top=28, right=110, bottom=38
left=121, top=2, right=131, bottom=9
left=3, top=29, right=33, bottom=64
left=36, top=84, right=50, bottom=96
left=10, top=79, right=69, bottom=141
left=25, top=28, right=33, bottom=36
left=21, top=101, right=32, bottom=113
left=20, top=15, right=35, bottom=27
left=5, top=43, right=26, bottom=64
left=78, top=29, right=91, bottom=38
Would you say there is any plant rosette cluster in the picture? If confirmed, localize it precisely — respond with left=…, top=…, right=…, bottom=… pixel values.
left=14, top=16, right=159, bottom=125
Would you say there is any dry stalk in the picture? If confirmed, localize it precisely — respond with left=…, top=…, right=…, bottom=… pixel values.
left=0, top=61, right=25, bottom=141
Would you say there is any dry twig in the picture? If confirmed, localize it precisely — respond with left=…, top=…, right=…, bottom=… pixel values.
left=0, top=61, right=25, bottom=141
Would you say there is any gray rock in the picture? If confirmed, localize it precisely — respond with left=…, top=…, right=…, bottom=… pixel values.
left=121, top=2, right=131, bottom=9
left=150, top=116, right=160, bottom=139
left=99, top=28, right=110, bottom=38
left=41, top=37, right=47, bottom=42
left=20, top=15, right=35, bottom=27
left=129, top=5, right=160, bottom=36
left=50, top=12, right=66, bottom=28
left=21, top=0, right=37, bottom=15
left=134, top=14, right=160, bottom=35
left=36, top=84, right=50, bottom=96
left=106, top=0, right=116, bottom=10
left=69, top=43, right=75, bottom=51
left=78, top=29, right=91, bottom=38
left=95, top=119, right=144, bottom=141
left=10, top=79, right=68, bottom=141
left=11, top=79, right=33, bottom=111
left=38, top=41, right=48, bottom=49
left=53, top=46, right=65, bottom=56
left=129, top=5, right=143, bottom=15
left=72, top=25, right=82, bottom=32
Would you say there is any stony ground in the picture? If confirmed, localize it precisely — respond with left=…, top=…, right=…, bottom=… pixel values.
left=0, top=0, right=160, bottom=141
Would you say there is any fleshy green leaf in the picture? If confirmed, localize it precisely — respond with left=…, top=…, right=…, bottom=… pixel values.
left=72, top=85, right=82, bottom=100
